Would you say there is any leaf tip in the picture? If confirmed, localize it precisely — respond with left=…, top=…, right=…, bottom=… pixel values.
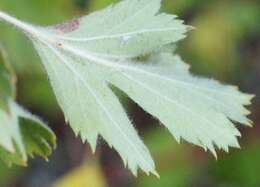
left=152, top=170, right=160, bottom=178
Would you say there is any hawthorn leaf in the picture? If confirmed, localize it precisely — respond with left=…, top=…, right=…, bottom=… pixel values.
left=16, top=104, right=56, bottom=160
left=108, top=53, right=253, bottom=156
left=0, top=47, right=56, bottom=166
left=34, top=42, right=157, bottom=176
left=0, top=45, right=16, bottom=111
left=0, top=100, right=56, bottom=166
left=0, top=0, right=253, bottom=176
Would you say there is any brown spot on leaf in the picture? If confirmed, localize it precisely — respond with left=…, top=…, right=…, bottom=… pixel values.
left=54, top=19, right=80, bottom=33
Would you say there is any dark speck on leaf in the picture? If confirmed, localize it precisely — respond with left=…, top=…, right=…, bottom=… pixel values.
left=54, top=19, right=80, bottom=33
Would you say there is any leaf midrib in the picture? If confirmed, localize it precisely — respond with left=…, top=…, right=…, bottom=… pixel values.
left=43, top=41, right=154, bottom=171
left=59, top=43, right=244, bottom=102
left=47, top=40, right=238, bottom=152
left=54, top=27, right=185, bottom=42
left=119, top=71, right=237, bottom=141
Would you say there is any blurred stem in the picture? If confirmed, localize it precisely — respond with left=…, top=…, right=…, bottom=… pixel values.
left=0, top=11, right=54, bottom=45
left=0, top=11, right=58, bottom=49
left=0, top=11, right=37, bottom=34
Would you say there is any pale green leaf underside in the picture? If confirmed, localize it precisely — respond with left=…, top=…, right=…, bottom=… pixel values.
left=0, top=0, right=252, bottom=176
left=32, top=0, right=252, bottom=176
left=48, top=0, right=187, bottom=58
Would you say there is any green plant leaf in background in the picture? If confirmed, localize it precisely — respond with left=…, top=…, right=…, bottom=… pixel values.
left=0, top=45, right=16, bottom=111
left=0, top=0, right=253, bottom=176
left=0, top=47, right=56, bottom=166
left=0, top=101, right=56, bottom=166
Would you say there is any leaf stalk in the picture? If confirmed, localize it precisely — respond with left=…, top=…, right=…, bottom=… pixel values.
left=0, top=11, right=43, bottom=38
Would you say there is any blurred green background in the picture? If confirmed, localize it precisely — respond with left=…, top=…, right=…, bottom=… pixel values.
left=0, top=0, right=260, bottom=187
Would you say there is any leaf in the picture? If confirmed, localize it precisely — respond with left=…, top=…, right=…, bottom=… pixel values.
left=0, top=100, right=56, bottom=166
left=108, top=53, right=253, bottom=155
left=0, top=47, right=56, bottom=166
left=34, top=41, right=157, bottom=176
left=17, top=104, right=56, bottom=159
left=0, top=45, right=16, bottom=111
left=49, top=0, right=187, bottom=58
left=0, top=0, right=253, bottom=176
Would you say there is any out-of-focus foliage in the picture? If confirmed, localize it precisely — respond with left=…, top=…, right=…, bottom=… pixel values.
left=0, top=0, right=259, bottom=187
left=0, top=46, right=56, bottom=168
left=0, top=45, right=15, bottom=110
left=206, top=141, right=260, bottom=187
left=136, top=127, right=196, bottom=187
left=0, top=101, right=56, bottom=166
left=183, top=1, right=260, bottom=79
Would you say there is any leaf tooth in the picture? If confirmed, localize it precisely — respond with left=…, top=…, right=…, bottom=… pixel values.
left=151, top=169, right=160, bottom=178
left=72, top=127, right=80, bottom=137
left=222, top=145, right=229, bottom=153
left=64, top=116, right=69, bottom=123
left=200, top=143, right=208, bottom=152
left=208, top=143, right=217, bottom=159
left=244, top=118, right=254, bottom=127
left=122, top=158, right=127, bottom=167
left=229, top=138, right=241, bottom=149
left=174, top=134, right=181, bottom=144
left=88, top=136, right=98, bottom=153
left=131, top=166, right=138, bottom=177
